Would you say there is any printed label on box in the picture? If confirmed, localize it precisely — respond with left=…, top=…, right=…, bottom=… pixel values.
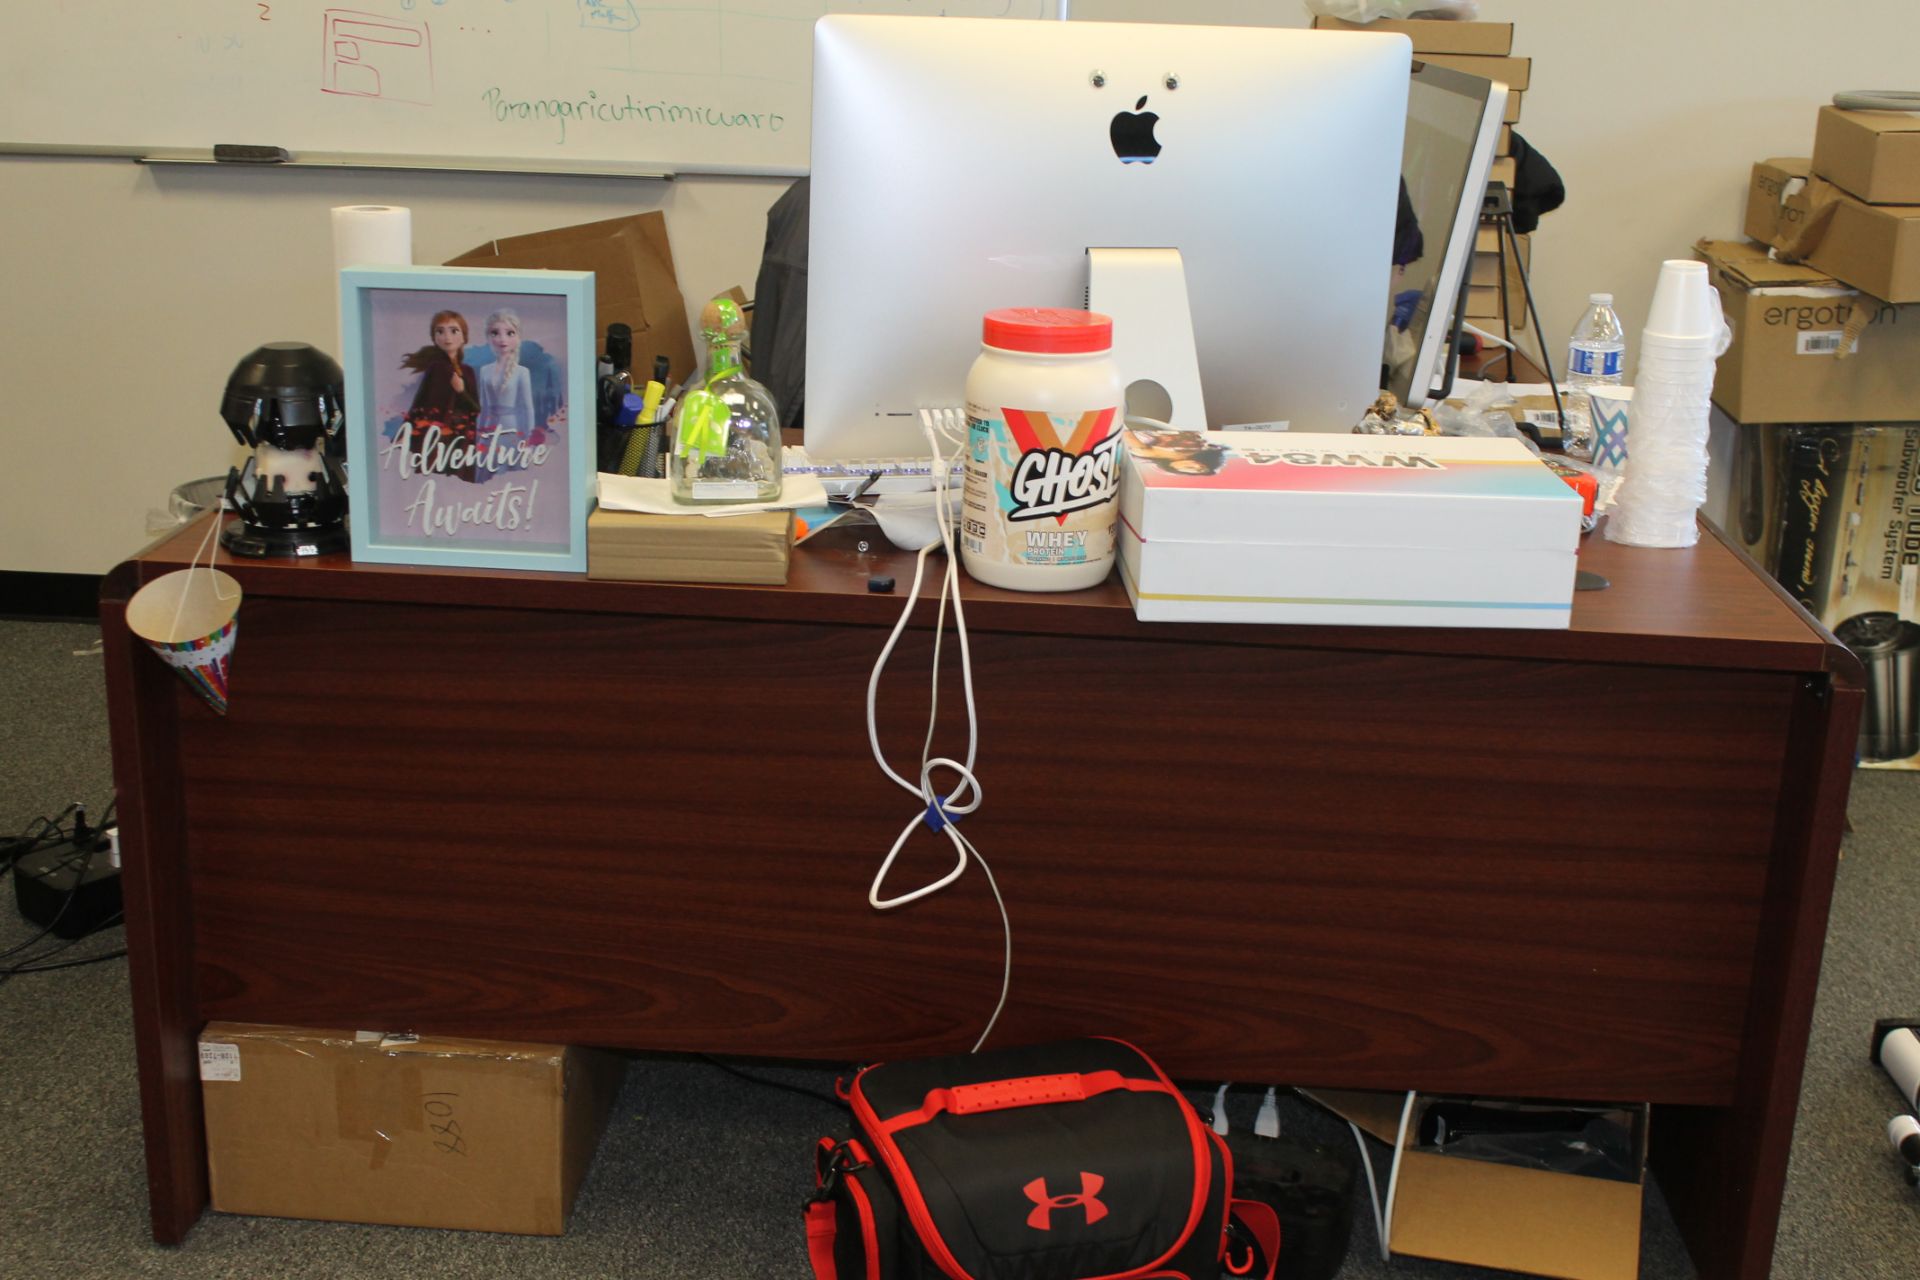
left=1797, top=331, right=1858, bottom=356
left=199, top=1042, right=241, bottom=1082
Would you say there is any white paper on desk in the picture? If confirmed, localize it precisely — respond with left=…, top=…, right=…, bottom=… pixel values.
left=595, top=473, right=828, bottom=517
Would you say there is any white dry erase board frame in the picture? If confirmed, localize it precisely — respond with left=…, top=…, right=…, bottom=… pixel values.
left=0, top=1, right=1046, bottom=178
left=341, top=266, right=595, bottom=572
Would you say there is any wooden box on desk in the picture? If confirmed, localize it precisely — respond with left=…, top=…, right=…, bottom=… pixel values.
left=587, top=507, right=793, bottom=585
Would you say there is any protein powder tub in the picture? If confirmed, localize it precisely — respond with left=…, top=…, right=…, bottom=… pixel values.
left=961, top=308, right=1125, bottom=592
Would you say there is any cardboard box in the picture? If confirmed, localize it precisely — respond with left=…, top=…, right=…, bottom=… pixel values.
left=1697, top=237, right=1920, bottom=424
left=1498, top=123, right=1513, bottom=156
left=1117, top=431, right=1580, bottom=628
left=1814, top=105, right=1920, bottom=205
left=1744, top=157, right=1813, bottom=249
left=1489, top=155, right=1517, bottom=189
left=1311, top=15, right=1514, bottom=55
left=1464, top=283, right=1505, bottom=318
left=587, top=507, right=793, bottom=584
left=1504, top=91, right=1522, bottom=125
left=1469, top=232, right=1529, bottom=298
left=448, top=213, right=697, bottom=386
left=1410, top=53, right=1531, bottom=92
left=1763, top=424, right=1920, bottom=769
left=200, top=1024, right=626, bottom=1234
left=1745, top=158, right=1920, bottom=303
left=1308, top=1089, right=1648, bottom=1280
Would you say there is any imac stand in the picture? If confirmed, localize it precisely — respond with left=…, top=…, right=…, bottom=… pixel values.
left=1088, top=247, right=1208, bottom=430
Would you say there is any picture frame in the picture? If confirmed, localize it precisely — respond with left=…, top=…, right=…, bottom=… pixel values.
left=340, top=265, right=595, bottom=572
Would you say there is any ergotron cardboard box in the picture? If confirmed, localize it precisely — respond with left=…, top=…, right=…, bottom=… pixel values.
left=1744, top=158, right=1920, bottom=304
left=1696, top=237, right=1920, bottom=424
left=200, top=1023, right=626, bottom=1234
left=1814, top=106, right=1920, bottom=205
left=1117, top=431, right=1579, bottom=629
left=1764, top=424, right=1920, bottom=770
left=1307, top=1089, right=1649, bottom=1280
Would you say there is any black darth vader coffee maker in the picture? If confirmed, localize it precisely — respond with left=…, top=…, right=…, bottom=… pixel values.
left=219, top=342, right=351, bottom=557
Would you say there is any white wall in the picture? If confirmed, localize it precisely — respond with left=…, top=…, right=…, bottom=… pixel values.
left=4, top=0, right=1915, bottom=574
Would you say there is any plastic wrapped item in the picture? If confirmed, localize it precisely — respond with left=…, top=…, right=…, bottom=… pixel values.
left=1305, top=0, right=1480, bottom=22
left=1429, top=381, right=1542, bottom=452
left=147, top=476, right=226, bottom=536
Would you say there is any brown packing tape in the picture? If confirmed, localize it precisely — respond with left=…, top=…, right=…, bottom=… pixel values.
left=334, top=1050, right=426, bottom=1172
left=1838, top=294, right=1878, bottom=361
left=1773, top=175, right=1846, bottom=263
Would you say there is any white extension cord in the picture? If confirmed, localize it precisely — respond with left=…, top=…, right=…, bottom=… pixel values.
left=863, top=407, right=1012, bottom=1053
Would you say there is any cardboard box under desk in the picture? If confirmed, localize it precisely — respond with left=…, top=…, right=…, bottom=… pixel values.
left=1307, top=1089, right=1649, bottom=1280
left=1310, top=15, right=1514, bottom=55
left=1745, top=157, right=1920, bottom=304
left=587, top=506, right=793, bottom=585
left=1697, top=236, right=1920, bottom=424
left=1814, top=105, right=1920, bottom=205
left=199, top=1023, right=626, bottom=1235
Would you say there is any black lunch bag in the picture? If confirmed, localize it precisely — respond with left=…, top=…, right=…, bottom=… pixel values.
left=804, top=1037, right=1280, bottom=1280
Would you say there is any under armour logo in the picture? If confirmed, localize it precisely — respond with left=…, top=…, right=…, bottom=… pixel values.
left=1024, top=1172, right=1108, bottom=1231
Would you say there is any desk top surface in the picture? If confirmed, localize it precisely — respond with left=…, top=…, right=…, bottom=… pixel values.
left=118, top=512, right=1852, bottom=680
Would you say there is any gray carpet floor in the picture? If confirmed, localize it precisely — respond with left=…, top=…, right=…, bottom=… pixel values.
left=1, top=617, right=1913, bottom=1278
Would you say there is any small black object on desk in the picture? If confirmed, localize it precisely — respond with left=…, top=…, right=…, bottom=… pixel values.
left=867, top=575, right=896, bottom=594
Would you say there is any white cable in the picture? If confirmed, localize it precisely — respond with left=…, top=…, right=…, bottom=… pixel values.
left=1348, top=1122, right=1389, bottom=1261
left=1382, top=1090, right=1417, bottom=1258
left=865, top=409, right=1012, bottom=1053
left=1344, top=1089, right=1417, bottom=1264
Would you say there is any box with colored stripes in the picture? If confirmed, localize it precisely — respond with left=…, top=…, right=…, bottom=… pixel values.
left=1117, top=430, right=1580, bottom=628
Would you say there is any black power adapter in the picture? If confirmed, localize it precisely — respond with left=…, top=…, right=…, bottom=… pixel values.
left=13, top=834, right=122, bottom=939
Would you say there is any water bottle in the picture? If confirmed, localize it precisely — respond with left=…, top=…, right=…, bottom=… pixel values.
left=1564, top=293, right=1625, bottom=460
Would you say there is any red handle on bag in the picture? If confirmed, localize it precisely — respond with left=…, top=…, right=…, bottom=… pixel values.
left=883, top=1069, right=1173, bottom=1132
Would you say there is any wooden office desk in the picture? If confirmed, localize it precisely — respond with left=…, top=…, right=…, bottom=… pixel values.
left=102, top=514, right=1860, bottom=1278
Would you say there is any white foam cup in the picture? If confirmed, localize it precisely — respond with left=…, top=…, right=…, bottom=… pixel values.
left=1645, top=260, right=1720, bottom=341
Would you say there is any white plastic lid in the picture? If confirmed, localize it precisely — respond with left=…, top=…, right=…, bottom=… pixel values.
left=1590, top=292, right=1613, bottom=305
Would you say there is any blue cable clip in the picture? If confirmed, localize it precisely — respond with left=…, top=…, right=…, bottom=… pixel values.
left=923, top=795, right=960, bottom=833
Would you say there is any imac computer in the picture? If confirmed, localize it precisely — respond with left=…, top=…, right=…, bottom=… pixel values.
left=1383, top=61, right=1509, bottom=410
left=804, top=16, right=1410, bottom=462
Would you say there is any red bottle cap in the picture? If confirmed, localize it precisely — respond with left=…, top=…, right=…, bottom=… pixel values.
left=982, top=308, right=1113, bottom=355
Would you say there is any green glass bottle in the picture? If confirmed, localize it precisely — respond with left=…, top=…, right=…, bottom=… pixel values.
left=669, top=295, right=783, bottom=504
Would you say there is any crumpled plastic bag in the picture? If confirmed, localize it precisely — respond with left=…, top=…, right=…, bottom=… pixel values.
left=1305, top=0, right=1481, bottom=22
left=1430, top=381, right=1541, bottom=452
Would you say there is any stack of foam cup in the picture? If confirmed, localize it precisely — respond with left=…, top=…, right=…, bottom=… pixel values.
left=1605, top=260, right=1729, bottom=549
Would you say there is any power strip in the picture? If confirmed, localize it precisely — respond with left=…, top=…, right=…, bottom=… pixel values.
left=13, top=833, right=122, bottom=939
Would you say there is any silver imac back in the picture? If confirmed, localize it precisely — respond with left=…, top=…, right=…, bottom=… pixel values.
left=804, top=16, right=1410, bottom=461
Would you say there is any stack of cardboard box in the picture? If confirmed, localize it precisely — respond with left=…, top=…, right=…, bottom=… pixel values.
left=1703, top=104, right=1920, bottom=773
left=1313, top=14, right=1534, bottom=335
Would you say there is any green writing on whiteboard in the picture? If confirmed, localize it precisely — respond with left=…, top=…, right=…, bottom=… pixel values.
left=481, top=87, right=786, bottom=145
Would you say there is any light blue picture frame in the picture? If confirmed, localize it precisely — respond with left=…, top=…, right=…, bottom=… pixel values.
left=340, top=265, right=595, bottom=572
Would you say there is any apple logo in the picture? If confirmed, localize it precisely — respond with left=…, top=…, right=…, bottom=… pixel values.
left=1110, top=95, right=1162, bottom=164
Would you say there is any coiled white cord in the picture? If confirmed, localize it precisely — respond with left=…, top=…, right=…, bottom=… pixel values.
left=864, top=408, right=1011, bottom=1053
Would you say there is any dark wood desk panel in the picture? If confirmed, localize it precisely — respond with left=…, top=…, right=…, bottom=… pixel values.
left=104, top=514, right=1861, bottom=1280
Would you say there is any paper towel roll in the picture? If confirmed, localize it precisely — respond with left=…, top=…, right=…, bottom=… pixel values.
left=331, top=204, right=412, bottom=363
left=332, top=204, right=412, bottom=271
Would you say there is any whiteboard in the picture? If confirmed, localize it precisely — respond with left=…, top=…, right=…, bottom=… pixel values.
left=0, top=0, right=1047, bottom=176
